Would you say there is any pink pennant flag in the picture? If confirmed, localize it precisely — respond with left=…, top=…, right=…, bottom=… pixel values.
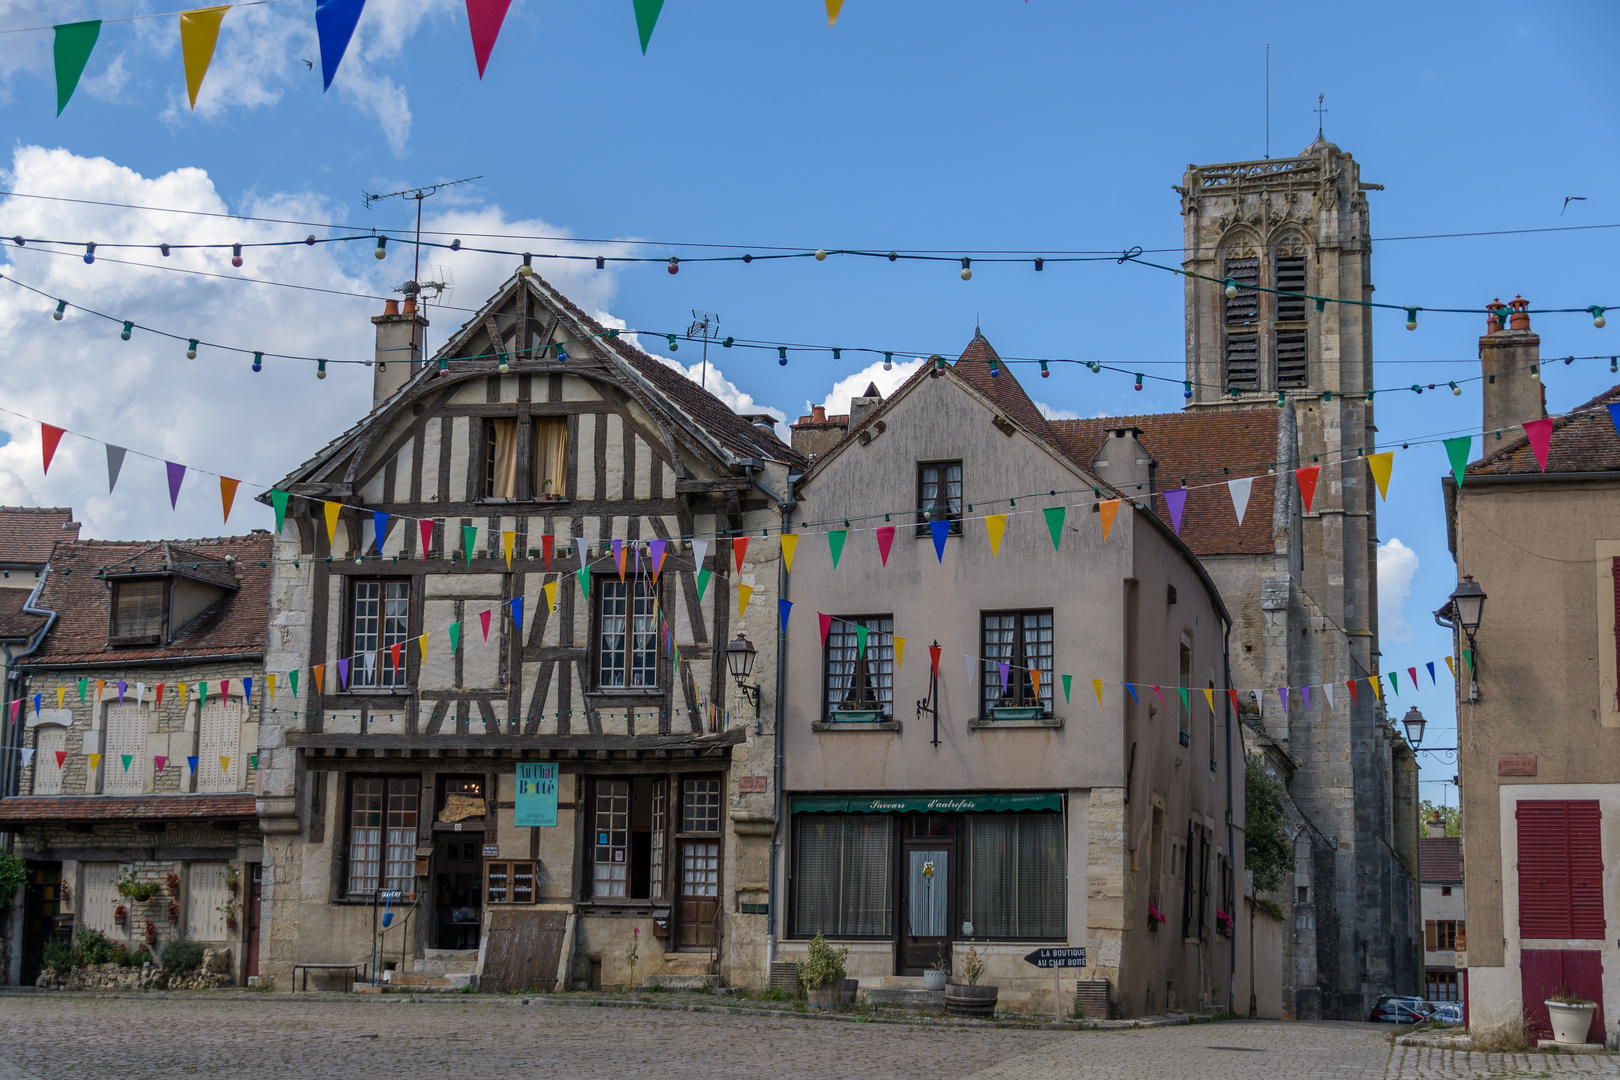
left=465, top=0, right=513, bottom=78
left=1161, top=488, right=1187, bottom=535
left=1523, top=416, right=1554, bottom=471
left=1151, top=685, right=1166, bottom=708
left=154, top=755, right=168, bottom=772
left=221, top=679, right=230, bottom=700
left=419, top=519, right=434, bottom=556
left=875, top=525, right=895, bottom=566
left=480, top=609, right=492, bottom=641
left=818, top=612, right=833, bottom=644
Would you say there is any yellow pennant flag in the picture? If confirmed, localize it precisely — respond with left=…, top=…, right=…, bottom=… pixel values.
left=56, top=686, right=65, bottom=710
left=737, top=583, right=753, bottom=615
left=323, top=500, right=341, bottom=545
left=1092, top=679, right=1104, bottom=705
left=219, top=755, right=231, bottom=777
left=1368, top=675, right=1383, bottom=701
left=1099, top=499, right=1121, bottom=541
left=780, top=533, right=798, bottom=573
left=1366, top=451, right=1394, bottom=501
left=501, top=530, right=515, bottom=569
left=543, top=579, right=558, bottom=612
left=88, top=752, right=102, bottom=772
left=180, top=6, right=229, bottom=109
left=1204, top=688, right=1215, bottom=714
left=267, top=673, right=276, bottom=701
left=985, top=514, right=1007, bottom=557
left=893, top=636, right=906, bottom=671
left=1444, top=655, right=1456, bottom=677
left=178, top=680, right=187, bottom=706
left=825, top=0, right=843, bottom=26
left=418, top=634, right=430, bottom=661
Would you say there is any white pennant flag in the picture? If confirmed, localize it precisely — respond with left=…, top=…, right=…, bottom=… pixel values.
left=21, top=747, right=34, bottom=767
left=964, top=654, right=975, bottom=680
left=134, top=682, right=146, bottom=706
left=690, top=537, right=710, bottom=573
left=1228, top=476, right=1254, bottom=526
left=1322, top=682, right=1334, bottom=711
left=106, top=445, right=127, bottom=493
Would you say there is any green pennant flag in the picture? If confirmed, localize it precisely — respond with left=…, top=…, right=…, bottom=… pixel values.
left=120, top=754, right=132, bottom=772
left=1463, top=648, right=1473, bottom=671
left=448, top=622, right=462, bottom=653
left=270, top=489, right=290, bottom=533
left=1443, top=436, right=1472, bottom=482
left=249, top=754, right=257, bottom=770
left=632, top=0, right=664, bottom=53
left=1043, top=506, right=1066, bottom=551
left=1176, top=686, right=1189, bottom=713
left=576, top=566, right=591, bottom=599
left=695, top=567, right=711, bottom=601
left=1389, top=670, right=1400, bottom=695
left=462, top=525, right=478, bottom=567
left=77, top=677, right=88, bottom=703
left=54, top=21, right=101, bottom=116
left=827, top=530, right=847, bottom=568
left=196, top=682, right=206, bottom=703
left=855, top=623, right=868, bottom=658
left=1061, top=674, right=1072, bottom=703
left=288, top=670, right=299, bottom=697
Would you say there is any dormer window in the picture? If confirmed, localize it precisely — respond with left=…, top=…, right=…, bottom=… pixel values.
left=109, top=579, right=166, bottom=645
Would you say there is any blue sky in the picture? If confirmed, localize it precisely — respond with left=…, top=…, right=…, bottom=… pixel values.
left=1, top=0, right=1616, bottom=790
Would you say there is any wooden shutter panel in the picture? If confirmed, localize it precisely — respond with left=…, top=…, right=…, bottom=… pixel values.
left=1517, top=801, right=1573, bottom=937
left=1567, top=801, right=1605, bottom=939
left=1425, top=921, right=1437, bottom=951
left=1613, top=558, right=1620, bottom=710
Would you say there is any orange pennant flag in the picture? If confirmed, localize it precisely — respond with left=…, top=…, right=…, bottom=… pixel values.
left=1030, top=668, right=1041, bottom=699
left=1099, top=499, right=1121, bottom=540
left=312, top=664, right=325, bottom=694
left=96, top=678, right=105, bottom=700
left=219, top=477, right=239, bottom=523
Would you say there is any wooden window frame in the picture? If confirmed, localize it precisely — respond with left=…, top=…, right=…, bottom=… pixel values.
left=584, top=775, right=673, bottom=903
left=341, top=774, right=421, bottom=902
left=916, top=461, right=964, bottom=536
left=593, top=575, right=661, bottom=693
left=345, top=577, right=413, bottom=693
left=787, top=812, right=895, bottom=940
left=979, top=609, right=1054, bottom=718
left=485, top=861, right=538, bottom=905
left=108, top=577, right=168, bottom=647
left=823, top=614, right=895, bottom=720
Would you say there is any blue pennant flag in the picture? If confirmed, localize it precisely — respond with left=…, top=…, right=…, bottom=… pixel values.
left=1125, top=683, right=1139, bottom=703
left=372, top=510, right=389, bottom=549
left=315, top=0, right=367, bottom=91
left=242, top=676, right=252, bottom=704
left=1426, top=661, right=1436, bottom=685
left=930, top=519, right=949, bottom=562
left=779, top=598, right=793, bottom=630
left=510, top=596, right=523, bottom=634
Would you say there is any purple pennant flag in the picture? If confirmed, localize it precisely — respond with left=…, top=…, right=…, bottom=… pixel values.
left=649, top=538, right=667, bottom=579
left=1162, top=488, right=1188, bottom=536
left=510, top=596, right=523, bottom=634
left=1301, top=685, right=1311, bottom=711
left=930, top=519, right=949, bottom=562
left=611, top=538, right=624, bottom=575
left=337, top=657, right=350, bottom=689
left=118, top=680, right=127, bottom=703
left=165, top=461, right=186, bottom=509
left=1277, top=687, right=1288, bottom=711
left=998, top=662, right=1010, bottom=693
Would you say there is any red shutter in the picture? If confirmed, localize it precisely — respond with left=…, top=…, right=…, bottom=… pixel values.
left=1520, top=949, right=1563, bottom=1041
left=1613, top=559, right=1620, bottom=710
left=1517, top=801, right=1573, bottom=937
left=1567, top=801, right=1606, bottom=939
left=1561, top=949, right=1606, bottom=1043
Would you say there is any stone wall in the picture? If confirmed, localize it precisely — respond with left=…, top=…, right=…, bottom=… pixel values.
left=36, top=952, right=233, bottom=991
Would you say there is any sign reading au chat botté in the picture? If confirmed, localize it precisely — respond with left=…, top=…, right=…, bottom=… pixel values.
left=515, top=762, right=559, bottom=827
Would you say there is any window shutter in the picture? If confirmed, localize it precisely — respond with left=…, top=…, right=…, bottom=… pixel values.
left=1425, top=921, right=1437, bottom=951
left=1567, top=802, right=1605, bottom=939
left=1613, top=558, right=1620, bottom=711
left=1517, top=801, right=1573, bottom=937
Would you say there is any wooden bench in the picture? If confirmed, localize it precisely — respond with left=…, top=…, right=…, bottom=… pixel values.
left=292, top=962, right=366, bottom=992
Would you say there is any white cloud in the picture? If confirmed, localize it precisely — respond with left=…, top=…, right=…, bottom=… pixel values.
left=0, top=144, right=639, bottom=540
left=815, top=356, right=927, bottom=417
left=1377, top=537, right=1420, bottom=643
left=1033, top=399, right=1080, bottom=421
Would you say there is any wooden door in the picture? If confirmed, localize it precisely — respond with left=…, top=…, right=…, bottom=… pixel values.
left=480, top=909, right=568, bottom=993
left=1522, top=948, right=1605, bottom=1043
left=20, top=862, right=62, bottom=985
left=677, top=841, right=720, bottom=948
left=898, top=815, right=954, bottom=975
left=245, top=864, right=263, bottom=978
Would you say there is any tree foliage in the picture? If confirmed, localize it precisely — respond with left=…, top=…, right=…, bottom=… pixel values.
left=1419, top=800, right=1461, bottom=837
left=1245, top=753, right=1292, bottom=895
left=0, top=852, right=24, bottom=912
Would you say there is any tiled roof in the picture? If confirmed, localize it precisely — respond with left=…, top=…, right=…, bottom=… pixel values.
left=23, top=533, right=272, bottom=669
left=1467, top=384, right=1620, bottom=476
left=100, top=540, right=242, bottom=591
left=951, top=336, right=1058, bottom=449
left=0, top=588, right=48, bottom=641
left=1049, top=409, right=1281, bottom=555
left=0, top=793, right=256, bottom=825
left=1420, top=835, right=1463, bottom=883
left=0, top=506, right=79, bottom=565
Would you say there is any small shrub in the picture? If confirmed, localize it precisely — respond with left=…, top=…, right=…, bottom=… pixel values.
left=126, top=948, right=153, bottom=968
left=160, top=938, right=206, bottom=973
left=1470, top=1012, right=1530, bottom=1053
left=959, top=946, right=986, bottom=986
left=42, top=938, right=74, bottom=974
left=797, top=932, right=849, bottom=991
left=0, top=852, right=25, bottom=913
left=114, top=867, right=162, bottom=903
left=764, top=987, right=789, bottom=1002
left=74, top=927, right=119, bottom=966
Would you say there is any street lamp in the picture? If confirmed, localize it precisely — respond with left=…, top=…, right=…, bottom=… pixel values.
left=1400, top=706, right=1427, bottom=747
left=1449, top=575, right=1486, bottom=638
left=725, top=633, right=761, bottom=717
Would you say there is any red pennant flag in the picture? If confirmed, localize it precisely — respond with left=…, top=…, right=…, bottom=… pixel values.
left=1227, top=687, right=1239, bottom=714
left=542, top=533, right=554, bottom=570
left=41, top=423, right=65, bottom=475
left=389, top=642, right=402, bottom=672
left=928, top=645, right=942, bottom=676
left=875, top=526, right=895, bottom=566
left=731, top=535, right=749, bottom=572
left=1295, top=465, right=1321, bottom=513
left=480, top=608, right=492, bottom=641
left=1346, top=679, right=1358, bottom=703
left=818, top=612, right=833, bottom=644
left=1523, top=416, right=1555, bottom=472
left=155, top=683, right=165, bottom=708
left=1407, top=666, right=1418, bottom=689
left=465, top=0, right=513, bottom=78
left=55, top=750, right=67, bottom=769
left=419, top=519, right=434, bottom=557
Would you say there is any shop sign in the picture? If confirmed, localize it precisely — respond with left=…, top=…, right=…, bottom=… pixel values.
left=515, top=762, right=560, bottom=826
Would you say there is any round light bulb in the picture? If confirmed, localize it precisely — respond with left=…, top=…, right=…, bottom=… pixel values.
left=317, top=360, right=328, bottom=379
left=231, top=243, right=243, bottom=268
left=520, top=254, right=533, bottom=277
left=252, top=352, right=263, bottom=373
left=883, top=353, right=893, bottom=371
left=960, top=267, right=972, bottom=281
left=52, top=301, right=65, bottom=321
left=1224, top=279, right=1238, bottom=299
left=498, top=360, right=510, bottom=374
left=374, top=237, right=387, bottom=260
left=814, top=249, right=827, bottom=261
left=186, top=339, right=198, bottom=359
left=1594, top=307, right=1608, bottom=328
left=1450, top=382, right=1461, bottom=396
left=83, top=243, right=95, bottom=264
left=120, top=322, right=133, bottom=341
left=667, top=258, right=679, bottom=275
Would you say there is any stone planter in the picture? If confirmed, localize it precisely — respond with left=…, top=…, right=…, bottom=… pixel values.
left=805, top=979, right=858, bottom=1011
left=1545, top=1000, right=1597, bottom=1044
left=923, top=969, right=947, bottom=992
left=945, top=983, right=998, bottom=1018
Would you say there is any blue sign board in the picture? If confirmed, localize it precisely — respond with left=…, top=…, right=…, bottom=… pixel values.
left=515, top=762, right=559, bottom=827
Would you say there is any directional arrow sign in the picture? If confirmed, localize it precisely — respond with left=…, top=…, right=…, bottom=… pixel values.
left=1023, top=946, right=1087, bottom=969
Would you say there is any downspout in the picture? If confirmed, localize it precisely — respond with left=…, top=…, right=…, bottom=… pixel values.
left=1223, top=615, right=1236, bottom=1017
left=2, top=568, right=57, bottom=843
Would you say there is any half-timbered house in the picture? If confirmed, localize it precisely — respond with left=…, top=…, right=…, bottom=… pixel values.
left=254, top=273, right=800, bottom=993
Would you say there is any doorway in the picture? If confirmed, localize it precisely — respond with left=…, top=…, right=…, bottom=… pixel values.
left=245, top=864, right=263, bottom=979
left=20, top=861, right=64, bottom=986
left=433, top=835, right=484, bottom=949
left=899, top=815, right=953, bottom=975
left=674, top=777, right=722, bottom=949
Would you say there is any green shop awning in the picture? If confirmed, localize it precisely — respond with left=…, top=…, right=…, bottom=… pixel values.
left=791, top=793, right=1062, bottom=814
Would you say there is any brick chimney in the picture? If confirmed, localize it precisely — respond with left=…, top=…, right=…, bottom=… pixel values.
left=789, top=404, right=849, bottom=461
left=1478, top=295, right=1545, bottom=437
left=848, top=382, right=884, bottom=431
left=372, top=292, right=429, bottom=407
left=1089, top=428, right=1156, bottom=495
left=1427, top=811, right=1447, bottom=839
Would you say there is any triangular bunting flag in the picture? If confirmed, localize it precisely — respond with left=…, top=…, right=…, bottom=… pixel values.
left=337, top=658, right=350, bottom=689
left=1177, top=687, right=1189, bottom=714
left=1366, top=452, right=1394, bottom=501
left=89, top=753, right=102, bottom=772
left=875, top=526, right=895, bottom=566
left=465, top=0, right=513, bottom=78
left=120, top=753, right=133, bottom=772
left=612, top=539, right=626, bottom=581
left=117, top=680, right=126, bottom=703
left=827, top=530, right=847, bottom=568
left=1124, top=683, right=1139, bottom=703
left=928, top=645, right=941, bottom=675
left=964, top=654, right=974, bottom=679
left=312, top=664, right=324, bottom=694
left=542, top=533, right=555, bottom=570
left=463, top=525, right=478, bottom=567
left=1229, top=477, right=1253, bottom=525
left=179, top=6, right=230, bottom=110
left=578, top=566, right=593, bottom=599
left=21, top=748, right=34, bottom=768
left=695, top=567, right=711, bottom=601
left=1043, top=506, right=1065, bottom=550
left=1523, top=416, right=1555, bottom=472
left=166, top=461, right=186, bottom=509
left=1445, top=655, right=1455, bottom=677
left=997, top=662, right=1010, bottom=692
left=1204, top=688, right=1215, bottom=715
left=1302, top=685, right=1310, bottom=711
left=314, top=0, right=366, bottom=91
left=1389, top=670, right=1400, bottom=695
left=389, top=641, right=402, bottom=672
left=55, top=750, right=67, bottom=769
left=41, top=424, right=65, bottom=475
left=219, top=755, right=231, bottom=776
left=818, top=612, right=833, bottom=644
left=825, top=0, right=843, bottom=26
left=106, top=445, right=126, bottom=493
left=53, top=21, right=102, bottom=116
left=448, top=622, right=462, bottom=653
left=779, top=533, right=797, bottom=573
left=985, top=514, right=1007, bottom=557
left=323, top=501, right=341, bottom=544
left=78, top=678, right=87, bottom=703
left=1151, top=685, right=1165, bottom=708
left=502, top=530, right=515, bottom=569
left=544, top=579, right=558, bottom=613
left=1346, top=679, right=1357, bottom=703
left=1030, top=668, right=1041, bottom=699
left=893, top=636, right=905, bottom=670
left=856, top=623, right=869, bottom=658
left=186, top=755, right=198, bottom=773
left=1407, top=666, right=1418, bottom=690
left=1228, top=687, right=1239, bottom=714
left=732, top=535, right=749, bottom=571
left=1323, top=682, right=1334, bottom=710
left=219, top=477, right=239, bottom=523
left=737, top=583, right=753, bottom=615
left=633, top=0, right=665, bottom=53
left=779, top=598, right=793, bottom=629
left=1443, top=435, right=1472, bottom=481
left=271, top=489, right=290, bottom=533
left=1463, top=649, right=1473, bottom=671
left=1295, top=465, right=1321, bottom=513
left=56, top=686, right=65, bottom=710
left=1099, top=500, right=1121, bottom=541
left=417, top=635, right=429, bottom=662
left=289, top=669, right=299, bottom=697
left=1368, top=676, right=1383, bottom=701
left=510, top=596, right=523, bottom=634
left=1162, top=489, right=1187, bottom=535
left=1426, top=661, right=1436, bottom=685
left=691, top=537, right=709, bottom=573
left=420, top=518, right=435, bottom=557
left=1092, top=678, right=1103, bottom=705
left=930, top=519, right=949, bottom=562
left=480, top=608, right=492, bottom=641
left=1061, top=674, right=1072, bottom=703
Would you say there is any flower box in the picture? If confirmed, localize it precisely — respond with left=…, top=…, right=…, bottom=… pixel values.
left=831, top=709, right=883, bottom=722
left=990, top=706, right=1045, bottom=720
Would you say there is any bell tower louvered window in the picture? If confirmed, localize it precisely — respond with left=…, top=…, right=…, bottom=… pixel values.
left=1274, top=253, right=1308, bottom=388
left=1222, top=255, right=1260, bottom=390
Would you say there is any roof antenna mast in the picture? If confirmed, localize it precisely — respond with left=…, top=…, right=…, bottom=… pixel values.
left=362, top=175, right=481, bottom=366
left=689, top=311, right=720, bottom=391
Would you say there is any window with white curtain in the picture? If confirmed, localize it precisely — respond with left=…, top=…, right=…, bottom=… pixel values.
left=791, top=814, right=892, bottom=938
left=960, top=813, right=1065, bottom=940
left=484, top=419, right=518, bottom=499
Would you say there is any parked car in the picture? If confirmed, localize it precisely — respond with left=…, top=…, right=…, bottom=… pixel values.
left=1368, top=996, right=1434, bottom=1024
left=1431, top=1002, right=1464, bottom=1025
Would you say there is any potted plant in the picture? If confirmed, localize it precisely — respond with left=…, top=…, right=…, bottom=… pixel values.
left=945, top=945, right=998, bottom=1017
left=115, top=868, right=162, bottom=903
left=143, top=921, right=157, bottom=946
left=114, top=904, right=128, bottom=927
left=164, top=872, right=180, bottom=895
left=924, top=946, right=949, bottom=992
left=1147, top=900, right=1166, bottom=931
left=1545, top=987, right=1598, bottom=1044
left=1215, top=909, right=1234, bottom=938
left=166, top=901, right=181, bottom=924
left=799, top=932, right=856, bottom=1010
left=224, top=865, right=241, bottom=894
left=217, top=899, right=238, bottom=931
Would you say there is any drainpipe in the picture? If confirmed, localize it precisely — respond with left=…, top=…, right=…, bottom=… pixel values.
left=1223, top=616, right=1237, bottom=1017
left=2, top=568, right=57, bottom=818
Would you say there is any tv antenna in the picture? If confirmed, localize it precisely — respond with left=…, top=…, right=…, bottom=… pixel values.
left=688, top=310, right=720, bottom=391
left=362, top=175, right=481, bottom=365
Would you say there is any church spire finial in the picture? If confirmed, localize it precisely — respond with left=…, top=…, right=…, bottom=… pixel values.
left=1315, top=93, right=1328, bottom=140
